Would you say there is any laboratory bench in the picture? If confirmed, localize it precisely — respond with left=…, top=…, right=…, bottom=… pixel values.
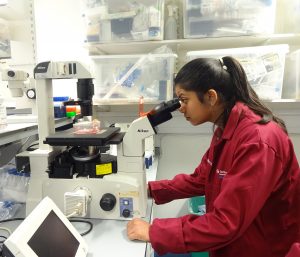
left=2, top=200, right=154, bottom=257
left=81, top=199, right=154, bottom=257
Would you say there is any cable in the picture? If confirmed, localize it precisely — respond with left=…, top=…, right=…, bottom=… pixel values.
left=66, top=211, right=78, bottom=218
left=69, top=219, right=93, bottom=236
left=0, top=217, right=93, bottom=237
left=16, top=136, right=32, bottom=154
left=0, top=235, right=7, bottom=256
left=0, top=228, right=10, bottom=255
left=0, top=227, right=11, bottom=236
left=0, top=218, right=24, bottom=224
left=0, top=235, right=7, bottom=243
left=0, top=217, right=25, bottom=255
left=26, top=142, right=39, bottom=151
left=66, top=202, right=84, bottom=218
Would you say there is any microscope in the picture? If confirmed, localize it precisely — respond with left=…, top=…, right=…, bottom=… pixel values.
left=27, top=61, right=180, bottom=220
left=1, top=69, right=36, bottom=99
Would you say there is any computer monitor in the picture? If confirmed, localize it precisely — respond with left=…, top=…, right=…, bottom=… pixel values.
left=3, top=197, right=88, bottom=257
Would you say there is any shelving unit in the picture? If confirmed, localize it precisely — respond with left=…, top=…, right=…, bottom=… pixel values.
left=88, top=32, right=300, bottom=103
left=87, top=34, right=300, bottom=56
left=88, top=33, right=300, bottom=70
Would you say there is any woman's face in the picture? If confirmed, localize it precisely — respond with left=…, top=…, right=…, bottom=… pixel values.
left=175, top=86, right=213, bottom=126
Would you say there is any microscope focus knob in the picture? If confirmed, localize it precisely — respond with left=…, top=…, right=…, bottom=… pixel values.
left=26, top=88, right=36, bottom=99
left=7, top=70, right=15, bottom=77
left=100, top=193, right=116, bottom=211
left=122, top=209, right=131, bottom=218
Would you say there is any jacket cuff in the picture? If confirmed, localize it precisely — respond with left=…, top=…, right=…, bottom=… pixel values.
left=149, top=218, right=186, bottom=255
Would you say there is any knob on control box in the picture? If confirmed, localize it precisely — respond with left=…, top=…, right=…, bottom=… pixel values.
left=100, top=193, right=116, bottom=211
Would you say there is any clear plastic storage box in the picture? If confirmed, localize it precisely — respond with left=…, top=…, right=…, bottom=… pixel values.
left=186, top=44, right=289, bottom=100
left=91, top=53, right=177, bottom=104
left=282, top=49, right=300, bottom=99
left=73, top=120, right=101, bottom=134
left=81, top=0, right=164, bottom=43
left=183, top=0, right=277, bottom=38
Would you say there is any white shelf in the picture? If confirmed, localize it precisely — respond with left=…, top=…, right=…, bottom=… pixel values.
left=87, top=34, right=300, bottom=55
left=264, top=100, right=300, bottom=111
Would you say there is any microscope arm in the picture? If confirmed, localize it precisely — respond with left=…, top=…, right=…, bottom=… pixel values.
left=34, top=61, right=93, bottom=150
left=122, top=116, right=156, bottom=157
left=122, top=98, right=180, bottom=157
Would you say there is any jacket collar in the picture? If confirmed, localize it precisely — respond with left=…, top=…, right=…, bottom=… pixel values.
left=221, top=102, right=259, bottom=140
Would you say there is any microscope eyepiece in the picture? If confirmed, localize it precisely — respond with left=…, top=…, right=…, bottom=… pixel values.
left=150, top=98, right=180, bottom=115
left=147, top=98, right=180, bottom=128
left=164, top=98, right=181, bottom=112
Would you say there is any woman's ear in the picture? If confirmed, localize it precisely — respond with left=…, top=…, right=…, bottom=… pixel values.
left=206, top=89, right=218, bottom=106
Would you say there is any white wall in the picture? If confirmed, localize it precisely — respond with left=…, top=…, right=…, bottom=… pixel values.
left=152, top=133, right=211, bottom=218
left=290, top=134, right=300, bottom=161
left=33, top=0, right=90, bottom=99
left=1, top=0, right=90, bottom=108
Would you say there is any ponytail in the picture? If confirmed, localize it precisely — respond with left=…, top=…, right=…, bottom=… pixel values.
left=222, top=56, right=287, bottom=133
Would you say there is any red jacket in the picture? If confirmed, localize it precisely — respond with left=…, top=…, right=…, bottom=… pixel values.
left=148, top=102, right=300, bottom=257
left=286, top=243, right=300, bottom=257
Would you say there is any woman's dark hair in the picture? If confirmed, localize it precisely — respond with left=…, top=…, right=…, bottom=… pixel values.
left=174, top=56, right=287, bottom=133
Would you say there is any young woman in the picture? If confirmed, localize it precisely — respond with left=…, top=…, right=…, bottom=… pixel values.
left=127, top=57, right=300, bottom=257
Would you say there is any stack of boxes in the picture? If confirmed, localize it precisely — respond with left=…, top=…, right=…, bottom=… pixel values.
left=81, top=0, right=300, bottom=102
left=183, top=0, right=277, bottom=38
left=53, top=97, right=81, bottom=118
left=81, top=0, right=178, bottom=104
left=282, top=49, right=300, bottom=99
left=186, top=44, right=289, bottom=100
left=82, top=0, right=164, bottom=43
left=90, top=53, right=177, bottom=104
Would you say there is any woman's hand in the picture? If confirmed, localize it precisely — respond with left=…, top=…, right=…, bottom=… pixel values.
left=127, top=218, right=150, bottom=242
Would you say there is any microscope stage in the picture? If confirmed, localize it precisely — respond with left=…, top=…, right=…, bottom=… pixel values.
left=44, top=127, right=122, bottom=146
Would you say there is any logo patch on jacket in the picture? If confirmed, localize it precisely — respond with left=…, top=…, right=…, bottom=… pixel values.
left=216, top=169, right=227, bottom=179
left=207, top=159, right=212, bottom=166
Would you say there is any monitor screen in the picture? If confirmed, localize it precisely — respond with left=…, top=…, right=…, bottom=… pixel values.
left=28, top=210, right=80, bottom=257
left=3, top=197, right=88, bottom=257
